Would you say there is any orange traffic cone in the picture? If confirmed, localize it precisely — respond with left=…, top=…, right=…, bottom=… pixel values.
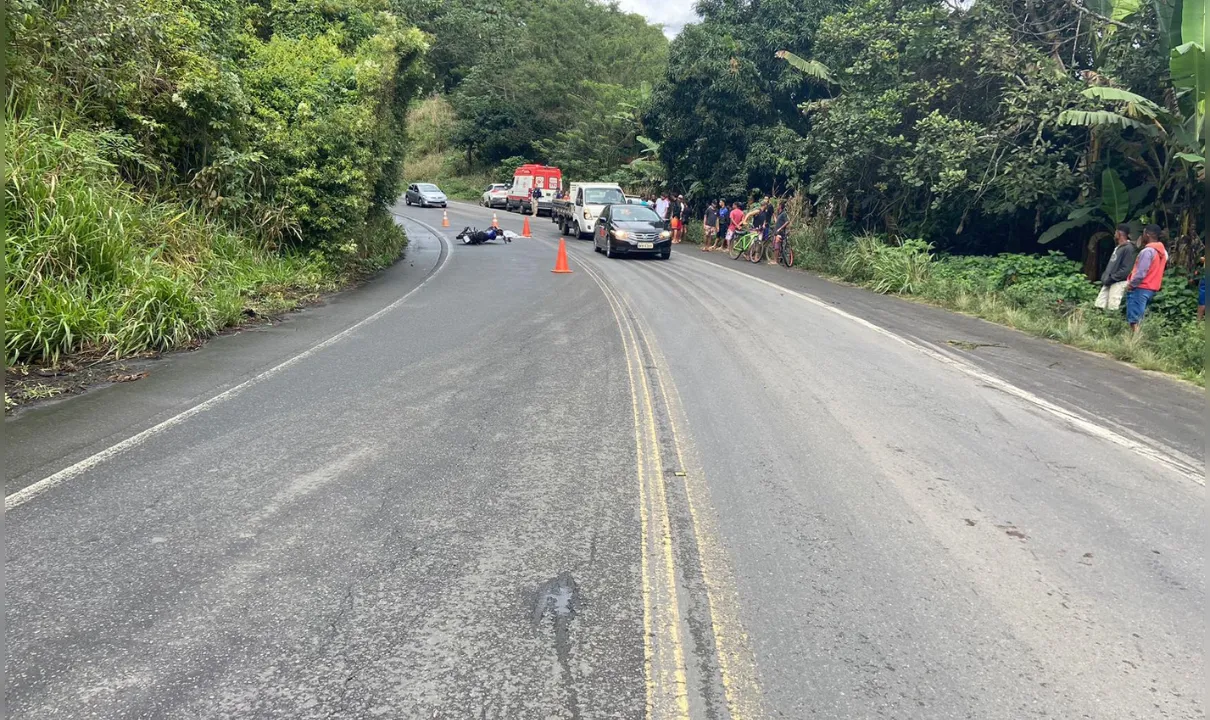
left=492, top=213, right=499, bottom=229
left=522, top=216, right=532, bottom=238
left=552, top=239, right=572, bottom=274
left=442, top=209, right=450, bottom=227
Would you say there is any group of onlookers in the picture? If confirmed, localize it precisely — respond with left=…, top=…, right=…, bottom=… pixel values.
left=633, top=193, right=692, bottom=243
left=1095, top=223, right=1204, bottom=329
left=698, top=198, right=788, bottom=255
left=633, top=192, right=1203, bottom=326
left=634, top=192, right=789, bottom=250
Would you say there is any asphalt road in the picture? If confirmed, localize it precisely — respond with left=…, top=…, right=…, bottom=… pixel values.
left=5, top=198, right=1204, bottom=719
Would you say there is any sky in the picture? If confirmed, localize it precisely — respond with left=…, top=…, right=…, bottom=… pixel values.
left=614, top=0, right=699, bottom=37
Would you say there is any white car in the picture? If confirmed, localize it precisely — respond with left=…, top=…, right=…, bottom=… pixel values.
left=481, top=183, right=509, bottom=208
left=404, top=183, right=447, bottom=208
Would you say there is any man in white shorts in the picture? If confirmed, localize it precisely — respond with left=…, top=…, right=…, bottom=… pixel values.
left=1095, top=224, right=1136, bottom=311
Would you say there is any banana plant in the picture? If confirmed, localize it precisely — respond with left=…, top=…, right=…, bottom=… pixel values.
left=1038, top=168, right=1149, bottom=244
left=1058, top=84, right=1203, bottom=238
left=774, top=50, right=837, bottom=88
left=1084, top=0, right=1205, bottom=146
left=1168, top=0, right=1206, bottom=144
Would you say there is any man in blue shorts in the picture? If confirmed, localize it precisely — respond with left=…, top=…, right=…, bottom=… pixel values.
left=1124, top=224, right=1168, bottom=332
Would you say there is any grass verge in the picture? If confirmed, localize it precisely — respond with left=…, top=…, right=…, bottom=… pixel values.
left=5, top=117, right=408, bottom=409
left=784, top=221, right=1206, bottom=385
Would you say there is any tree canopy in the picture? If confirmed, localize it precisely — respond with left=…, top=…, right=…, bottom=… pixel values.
left=394, top=0, right=668, bottom=168
left=643, top=0, right=1205, bottom=264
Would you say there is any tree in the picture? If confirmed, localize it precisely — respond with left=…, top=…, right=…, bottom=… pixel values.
left=645, top=0, right=845, bottom=198
left=446, top=0, right=667, bottom=166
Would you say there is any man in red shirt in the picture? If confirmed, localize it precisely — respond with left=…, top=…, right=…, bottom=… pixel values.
left=726, top=202, right=745, bottom=252
left=1125, top=224, right=1168, bottom=331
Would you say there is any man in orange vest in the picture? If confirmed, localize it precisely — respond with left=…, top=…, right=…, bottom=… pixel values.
left=1124, top=224, right=1168, bottom=332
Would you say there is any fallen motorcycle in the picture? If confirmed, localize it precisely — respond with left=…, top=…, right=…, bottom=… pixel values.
left=456, top=226, right=515, bottom=245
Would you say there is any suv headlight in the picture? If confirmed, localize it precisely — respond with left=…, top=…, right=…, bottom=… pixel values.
left=660, top=230, right=671, bottom=239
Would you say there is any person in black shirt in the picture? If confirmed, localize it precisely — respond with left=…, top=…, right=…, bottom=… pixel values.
left=753, top=199, right=770, bottom=242
left=772, top=201, right=790, bottom=263
left=703, top=200, right=719, bottom=251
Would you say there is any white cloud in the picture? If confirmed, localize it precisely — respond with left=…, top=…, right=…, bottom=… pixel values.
left=614, top=0, right=699, bottom=37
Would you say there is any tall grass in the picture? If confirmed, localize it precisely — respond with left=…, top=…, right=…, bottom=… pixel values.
left=6, top=115, right=404, bottom=365
left=838, top=235, right=934, bottom=294
left=784, top=218, right=1205, bottom=383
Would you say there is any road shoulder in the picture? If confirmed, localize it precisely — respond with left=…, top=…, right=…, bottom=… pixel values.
left=4, top=214, right=447, bottom=495
left=685, top=249, right=1204, bottom=468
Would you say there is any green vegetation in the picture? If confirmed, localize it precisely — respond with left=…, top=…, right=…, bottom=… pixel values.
left=785, top=220, right=1205, bottom=382
left=6, top=0, right=426, bottom=365
left=6, top=0, right=1204, bottom=383
left=400, top=0, right=669, bottom=192
left=650, top=0, right=1203, bottom=381
left=648, top=0, right=1204, bottom=267
left=402, top=96, right=497, bottom=201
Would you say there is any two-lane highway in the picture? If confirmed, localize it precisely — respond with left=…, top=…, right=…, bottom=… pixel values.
left=5, top=198, right=1203, bottom=719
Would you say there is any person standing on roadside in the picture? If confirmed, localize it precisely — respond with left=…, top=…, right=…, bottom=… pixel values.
left=1095, top=224, right=1136, bottom=311
left=718, top=200, right=730, bottom=244
left=702, top=200, right=719, bottom=251
left=753, top=199, right=770, bottom=245
left=1197, top=254, right=1205, bottom=321
left=668, top=194, right=683, bottom=243
left=773, top=201, right=790, bottom=262
left=530, top=185, right=542, bottom=216
left=655, top=193, right=670, bottom=222
left=677, top=195, right=690, bottom=244
left=727, top=201, right=745, bottom=251
left=1125, top=224, right=1168, bottom=331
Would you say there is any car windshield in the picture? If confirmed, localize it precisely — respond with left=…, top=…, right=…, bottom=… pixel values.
left=418, top=184, right=441, bottom=192
left=611, top=205, right=662, bottom=223
left=584, top=188, right=625, bottom=205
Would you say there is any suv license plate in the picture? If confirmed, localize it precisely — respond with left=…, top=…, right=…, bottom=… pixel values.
left=638, top=242, right=654, bottom=249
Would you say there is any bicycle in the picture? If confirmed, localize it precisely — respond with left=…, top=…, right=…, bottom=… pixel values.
left=747, top=229, right=773, bottom=264
left=769, top=232, right=794, bottom=267
left=728, top=229, right=759, bottom=260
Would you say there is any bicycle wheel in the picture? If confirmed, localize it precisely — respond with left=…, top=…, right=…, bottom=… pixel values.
left=748, top=239, right=764, bottom=263
left=781, top=243, right=795, bottom=267
left=728, top=235, right=746, bottom=260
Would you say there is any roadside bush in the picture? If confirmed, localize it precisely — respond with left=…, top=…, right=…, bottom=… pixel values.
left=682, top=223, right=704, bottom=245
left=780, top=219, right=1203, bottom=382
left=1152, top=321, right=1207, bottom=376
left=6, top=0, right=426, bottom=367
left=4, top=116, right=394, bottom=365
left=495, top=156, right=532, bottom=180
left=839, top=235, right=934, bottom=294
left=930, top=251, right=1097, bottom=310
left=788, top=217, right=843, bottom=273
left=407, top=95, right=458, bottom=157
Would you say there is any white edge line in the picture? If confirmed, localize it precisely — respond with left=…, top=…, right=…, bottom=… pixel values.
left=6, top=216, right=452, bottom=511
left=679, top=253, right=1205, bottom=485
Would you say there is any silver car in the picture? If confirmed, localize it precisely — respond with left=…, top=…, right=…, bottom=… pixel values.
left=404, top=183, right=448, bottom=208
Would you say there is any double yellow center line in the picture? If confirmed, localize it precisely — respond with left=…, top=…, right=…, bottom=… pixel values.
left=578, top=259, right=764, bottom=719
